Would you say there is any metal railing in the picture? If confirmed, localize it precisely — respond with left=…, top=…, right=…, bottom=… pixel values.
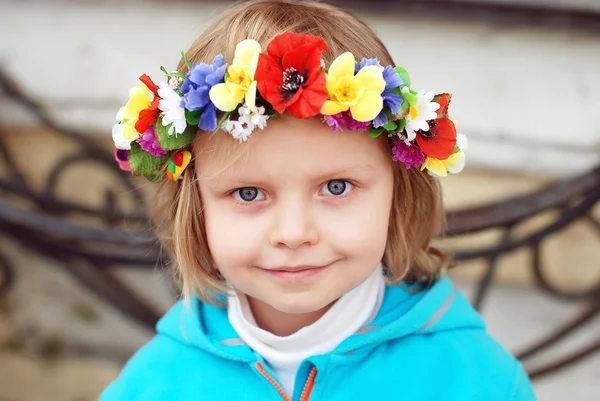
left=0, top=68, right=598, bottom=379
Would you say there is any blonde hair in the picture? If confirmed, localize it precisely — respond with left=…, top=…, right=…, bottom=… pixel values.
left=152, top=0, right=447, bottom=303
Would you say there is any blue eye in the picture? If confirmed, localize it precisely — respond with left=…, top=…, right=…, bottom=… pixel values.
left=232, top=187, right=265, bottom=202
left=321, top=180, right=353, bottom=196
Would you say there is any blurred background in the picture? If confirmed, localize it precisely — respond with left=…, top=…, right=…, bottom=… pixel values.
left=0, top=0, right=599, bottom=400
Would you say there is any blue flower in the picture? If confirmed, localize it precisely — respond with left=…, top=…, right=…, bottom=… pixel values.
left=357, top=58, right=404, bottom=128
left=180, top=54, right=227, bottom=131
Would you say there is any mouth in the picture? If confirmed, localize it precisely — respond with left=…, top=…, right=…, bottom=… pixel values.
left=262, top=263, right=332, bottom=281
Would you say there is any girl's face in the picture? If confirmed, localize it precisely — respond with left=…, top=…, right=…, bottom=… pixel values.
left=196, top=116, right=394, bottom=319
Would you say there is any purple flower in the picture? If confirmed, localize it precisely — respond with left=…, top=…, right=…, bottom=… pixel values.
left=180, top=54, right=227, bottom=132
left=392, top=140, right=426, bottom=170
left=137, top=126, right=167, bottom=157
left=323, top=114, right=344, bottom=132
left=324, top=111, right=370, bottom=132
left=115, top=149, right=129, bottom=162
left=344, top=111, right=370, bottom=131
left=381, top=66, right=404, bottom=113
left=114, top=148, right=130, bottom=172
left=355, top=57, right=381, bottom=72
left=357, top=58, right=404, bottom=128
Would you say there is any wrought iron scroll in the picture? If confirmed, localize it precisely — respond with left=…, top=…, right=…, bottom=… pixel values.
left=445, top=167, right=600, bottom=378
left=0, top=67, right=598, bottom=380
left=0, top=68, right=165, bottom=329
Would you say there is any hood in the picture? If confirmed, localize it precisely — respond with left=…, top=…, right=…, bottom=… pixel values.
left=156, top=276, right=485, bottom=362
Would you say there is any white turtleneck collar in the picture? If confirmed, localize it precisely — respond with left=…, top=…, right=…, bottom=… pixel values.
left=227, top=264, right=386, bottom=396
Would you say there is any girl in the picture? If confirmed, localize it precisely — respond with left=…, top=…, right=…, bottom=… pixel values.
left=104, top=0, right=536, bottom=399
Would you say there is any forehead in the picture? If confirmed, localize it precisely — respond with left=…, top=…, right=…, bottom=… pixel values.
left=193, top=116, right=391, bottom=180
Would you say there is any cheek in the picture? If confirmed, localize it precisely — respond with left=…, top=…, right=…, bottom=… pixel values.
left=201, top=197, right=264, bottom=270
left=318, top=180, right=393, bottom=259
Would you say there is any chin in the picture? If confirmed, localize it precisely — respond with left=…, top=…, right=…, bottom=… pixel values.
left=268, top=291, right=337, bottom=315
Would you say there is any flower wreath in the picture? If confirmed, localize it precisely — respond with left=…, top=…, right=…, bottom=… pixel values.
left=112, top=32, right=467, bottom=181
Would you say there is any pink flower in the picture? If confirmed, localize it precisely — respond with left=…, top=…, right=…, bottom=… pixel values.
left=114, top=148, right=131, bottom=172
left=323, top=111, right=370, bottom=132
left=392, top=140, right=426, bottom=169
left=137, top=126, right=167, bottom=157
left=344, top=112, right=370, bottom=131
left=323, top=114, right=344, bottom=132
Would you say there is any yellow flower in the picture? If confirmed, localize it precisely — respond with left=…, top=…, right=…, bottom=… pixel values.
left=320, top=52, right=385, bottom=122
left=120, top=82, right=153, bottom=141
left=422, top=151, right=465, bottom=177
left=422, top=134, right=468, bottom=177
left=209, top=40, right=261, bottom=112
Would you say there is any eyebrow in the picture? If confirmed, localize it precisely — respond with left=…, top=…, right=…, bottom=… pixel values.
left=314, top=164, right=378, bottom=178
left=224, top=163, right=379, bottom=183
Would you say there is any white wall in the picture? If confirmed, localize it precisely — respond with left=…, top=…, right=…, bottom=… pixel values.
left=1, top=1, right=599, bottom=177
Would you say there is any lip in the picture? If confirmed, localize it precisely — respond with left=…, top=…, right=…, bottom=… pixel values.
left=262, top=264, right=331, bottom=281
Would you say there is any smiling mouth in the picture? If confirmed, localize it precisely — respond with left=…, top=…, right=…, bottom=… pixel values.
left=268, top=265, right=327, bottom=273
left=261, top=263, right=332, bottom=280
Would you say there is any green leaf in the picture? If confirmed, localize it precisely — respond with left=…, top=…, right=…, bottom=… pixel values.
left=401, top=89, right=418, bottom=107
left=155, top=119, right=197, bottom=150
left=186, top=109, right=202, bottom=126
left=394, top=66, right=411, bottom=87
left=398, top=98, right=410, bottom=117
left=396, top=119, right=407, bottom=132
left=168, top=72, right=186, bottom=79
left=128, top=142, right=171, bottom=177
left=368, top=125, right=385, bottom=138
left=181, top=50, right=192, bottom=70
left=144, top=171, right=164, bottom=183
left=383, top=121, right=398, bottom=131
left=389, top=87, right=402, bottom=96
left=160, top=66, right=186, bottom=80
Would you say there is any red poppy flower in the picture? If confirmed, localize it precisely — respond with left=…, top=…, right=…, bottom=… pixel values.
left=135, top=74, right=161, bottom=134
left=415, top=117, right=457, bottom=160
left=255, top=32, right=329, bottom=119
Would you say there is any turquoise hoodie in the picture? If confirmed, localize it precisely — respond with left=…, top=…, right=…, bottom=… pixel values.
left=100, top=277, right=536, bottom=400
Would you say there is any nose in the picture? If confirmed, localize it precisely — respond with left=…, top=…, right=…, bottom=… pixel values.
left=269, top=198, right=319, bottom=249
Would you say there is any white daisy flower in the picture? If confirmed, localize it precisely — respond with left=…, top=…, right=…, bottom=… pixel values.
left=403, top=88, right=439, bottom=141
left=158, top=81, right=187, bottom=137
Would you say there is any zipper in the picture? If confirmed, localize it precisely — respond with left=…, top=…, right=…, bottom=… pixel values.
left=256, top=362, right=318, bottom=401
left=298, top=367, right=317, bottom=401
